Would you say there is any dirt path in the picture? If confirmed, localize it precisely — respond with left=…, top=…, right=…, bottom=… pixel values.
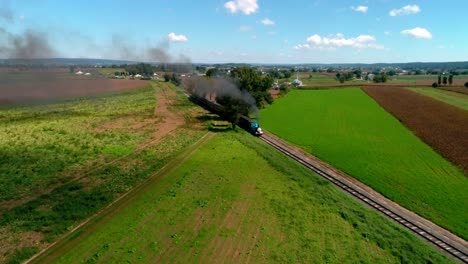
left=363, top=86, right=468, bottom=173
left=150, top=82, right=185, bottom=142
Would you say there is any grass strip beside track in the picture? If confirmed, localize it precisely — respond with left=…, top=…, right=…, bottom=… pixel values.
left=34, top=132, right=452, bottom=263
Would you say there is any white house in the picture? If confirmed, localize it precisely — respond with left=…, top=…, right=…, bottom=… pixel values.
left=75, top=70, right=83, bottom=75
left=291, top=74, right=303, bottom=87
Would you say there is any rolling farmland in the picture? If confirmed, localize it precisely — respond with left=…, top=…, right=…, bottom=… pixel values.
left=408, top=87, right=468, bottom=111
left=0, top=82, right=208, bottom=263
left=34, top=133, right=451, bottom=264
left=363, top=86, right=468, bottom=173
left=260, top=88, right=468, bottom=239
left=0, top=71, right=148, bottom=104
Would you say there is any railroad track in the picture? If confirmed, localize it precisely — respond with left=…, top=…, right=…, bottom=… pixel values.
left=259, top=133, right=468, bottom=263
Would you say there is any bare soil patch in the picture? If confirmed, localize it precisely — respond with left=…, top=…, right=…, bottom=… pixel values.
left=0, top=227, right=44, bottom=263
left=363, top=86, right=468, bottom=173
left=0, top=72, right=148, bottom=104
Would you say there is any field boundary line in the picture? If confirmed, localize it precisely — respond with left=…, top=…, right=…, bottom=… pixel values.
left=25, top=132, right=214, bottom=264
left=259, top=131, right=468, bottom=263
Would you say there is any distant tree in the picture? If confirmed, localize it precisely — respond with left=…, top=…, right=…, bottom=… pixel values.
left=443, top=76, right=448, bottom=85
left=230, top=67, right=274, bottom=107
left=353, top=69, right=362, bottom=78
left=216, top=95, right=250, bottom=128
left=465, top=82, right=468, bottom=88
left=312, top=68, right=318, bottom=73
left=438, top=75, right=442, bottom=85
left=163, top=73, right=171, bottom=82
left=206, top=68, right=218, bottom=78
left=432, top=82, right=438, bottom=88
left=170, top=73, right=181, bottom=86
left=387, top=70, right=396, bottom=76
left=283, top=70, right=293, bottom=78
left=279, top=83, right=289, bottom=95
left=69, top=66, right=75, bottom=74
left=448, top=74, right=453, bottom=85
left=114, top=72, right=121, bottom=76
left=195, top=66, right=207, bottom=72
left=373, top=73, right=388, bottom=83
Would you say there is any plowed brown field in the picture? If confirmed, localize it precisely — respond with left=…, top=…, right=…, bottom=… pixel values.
left=363, top=86, right=468, bottom=173
left=0, top=72, right=148, bottom=104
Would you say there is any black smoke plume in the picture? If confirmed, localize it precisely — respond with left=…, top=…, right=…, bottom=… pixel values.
left=0, top=2, right=13, bottom=23
left=0, top=29, right=56, bottom=60
left=186, top=76, right=258, bottom=117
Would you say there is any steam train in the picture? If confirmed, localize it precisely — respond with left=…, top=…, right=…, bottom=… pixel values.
left=189, top=94, right=264, bottom=136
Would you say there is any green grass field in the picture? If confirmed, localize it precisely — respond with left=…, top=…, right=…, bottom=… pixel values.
left=388, top=74, right=468, bottom=85
left=285, top=72, right=368, bottom=87
left=0, top=82, right=208, bottom=263
left=98, top=68, right=126, bottom=76
left=0, top=85, right=155, bottom=202
left=36, top=132, right=452, bottom=264
left=260, top=88, right=468, bottom=239
left=408, top=87, right=468, bottom=110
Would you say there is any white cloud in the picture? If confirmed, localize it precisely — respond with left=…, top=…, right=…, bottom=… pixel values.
left=294, top=44, right=311, bottom=50
left=401, top=27, right=432, bottom=39
left=299, top=33, right=384, bottom=49
left=167, top=32, right=188, bottom=42
left=224, top=0, right=258, bottom=15
left=239, top=25, right=252, bottom=32
left=19, top=15, right=25, bottom=21
left=351, top=6, right=368, bottom=13
left=261, top=18, right=275, bottom=25
left=389, top=5, right=420, bottom=16
left=384, top=31, right=391, bottom=36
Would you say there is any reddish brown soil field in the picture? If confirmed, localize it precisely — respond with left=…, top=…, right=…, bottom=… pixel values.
left=440, top=86, right=468, bottom=95
left=0, top=72, right=148, bottom=104
left=363, top=86, right=468, bottom=173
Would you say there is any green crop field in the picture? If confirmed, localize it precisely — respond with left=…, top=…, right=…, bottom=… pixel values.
left=285, top=72, right=367, bottom=87
left=408, top=87, right=468, bottom=110
left=388, top=74, right=468, bottom=84
left=260, top=88, right=468, bottom=239
left=0, top=82, right=208, bottom=263
left=35, top=132, right=451, bottom=264
left=98, top=67, right=126, bottom=76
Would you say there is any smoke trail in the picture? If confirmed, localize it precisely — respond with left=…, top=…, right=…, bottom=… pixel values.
left=0, top=2, right=13, bottom=23
left=187, top=76, right=258, bottom=116
left=147, top=40, right=171, bottom=63
left=0, top=28, right=56, bottom=59
left=108, top=37, right=192, bottom=73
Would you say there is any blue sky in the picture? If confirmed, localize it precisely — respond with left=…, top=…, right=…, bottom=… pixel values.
left=1, top=0, right=467, bottom=63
